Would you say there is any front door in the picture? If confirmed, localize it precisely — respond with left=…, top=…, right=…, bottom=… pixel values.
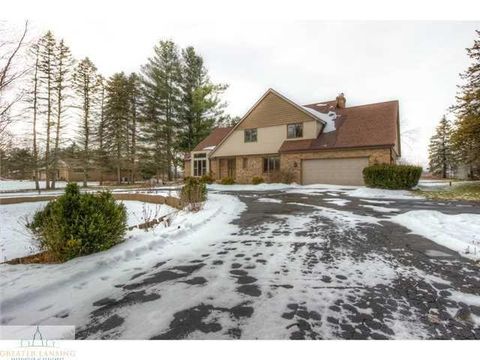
left=227, top=158, right=236, bottom=178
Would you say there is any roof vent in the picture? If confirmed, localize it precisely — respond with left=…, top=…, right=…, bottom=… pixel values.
left=335, top=93, right=346, bottom=109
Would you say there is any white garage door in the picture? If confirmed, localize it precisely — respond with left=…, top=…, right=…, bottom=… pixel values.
left=302, top=157, right=369, bottom=186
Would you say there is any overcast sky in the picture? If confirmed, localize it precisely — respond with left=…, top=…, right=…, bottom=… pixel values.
left=5, top=16, right=480, bottom=166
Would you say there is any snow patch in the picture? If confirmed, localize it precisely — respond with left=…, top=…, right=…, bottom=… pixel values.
left=324, top=198, right=350, bottom=206
left=389, top=210, right=480, bottom=260
left=302, top=106, right=337, bottom=133
left=360, top=204, right=399, bottom=213
left=257, top=198, right=282, bottom=204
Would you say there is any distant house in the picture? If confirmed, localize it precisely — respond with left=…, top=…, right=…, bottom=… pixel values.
left=37, top=159, right=130, bottom=183
left=184, top=88, right=401, bottom=185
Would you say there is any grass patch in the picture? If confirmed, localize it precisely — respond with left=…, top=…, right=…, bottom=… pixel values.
left=414, top=182, right=480, bottom=201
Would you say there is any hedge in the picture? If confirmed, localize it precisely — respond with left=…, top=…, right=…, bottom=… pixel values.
left=362, top=164, right=422, bottom=189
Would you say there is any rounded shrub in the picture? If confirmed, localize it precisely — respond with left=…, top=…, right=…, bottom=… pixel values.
left=362, top=164, right=422, bottom=189
left=200, top=174, right=214, bottom=184
left=220, top=177, right=235, bottom=185
left=252, top=176, right=264, bottom=185
left=27, top=183, right=127, bottom=261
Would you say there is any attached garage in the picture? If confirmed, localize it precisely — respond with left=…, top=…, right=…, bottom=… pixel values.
left=302, top=157, right=369, bottom=186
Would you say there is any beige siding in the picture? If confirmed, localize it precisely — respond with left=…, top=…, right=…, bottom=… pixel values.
left=238, top=91, right=315, bottom=129
left=213, top=121, right=317, bottom=157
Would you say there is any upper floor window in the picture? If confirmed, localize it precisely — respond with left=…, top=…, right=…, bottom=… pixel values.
left=287, top=123, right=303, bottom=139
left=244, top=128, right=257, bottom=142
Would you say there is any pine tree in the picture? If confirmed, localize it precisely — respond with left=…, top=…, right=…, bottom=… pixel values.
left=96, top=76, right=108, bottom=185
left=51, top=39, right=74, bottom=189
left=38, top=31, right=56, bottom=189
left=127, top=73, right=140, bottom=183
left=451, top=30, right=480, bottom=177
left=104, top=72, right=130, bottom=184
left=428, top=116, right=455, bottom=178
left=73, top=58, right=101, bottom=187
left=141, top=40, right=182, bottom=181
left=28, top=41, right=41, bottom=191
left=177, top=46, right=228, bottom=153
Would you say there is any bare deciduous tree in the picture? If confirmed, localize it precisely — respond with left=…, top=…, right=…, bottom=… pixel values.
left=0, top=21, right=28, bottom=137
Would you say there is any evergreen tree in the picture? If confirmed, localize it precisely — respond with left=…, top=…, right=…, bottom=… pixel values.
left=177, top=46, right=228, bottom=153
left=73, top=57, right=101, bottom=187
left=27, top=40, right=41, bottom=190
left=51, top=39, right=74, bottom=189
left=127, top=73, right=140, bottom=183
left=38, top=31, right=56, bottom=189
left=428, top=116, right=455, bottom=178
left=103, top=72, right=130, bottom=184
left=451, top=30, right=480, bottom=177
left=141, top=40, right=182, bottom=181
left=96, top=76, right=108, bottom=185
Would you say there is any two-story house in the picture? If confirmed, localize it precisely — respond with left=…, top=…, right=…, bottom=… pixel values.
left=184, top=88, right=401, bottom=185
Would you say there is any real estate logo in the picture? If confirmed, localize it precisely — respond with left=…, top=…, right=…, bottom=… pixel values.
left=0, top=325, right=76, bottom=360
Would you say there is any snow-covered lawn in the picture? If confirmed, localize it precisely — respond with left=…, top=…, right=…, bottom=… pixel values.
left=0, top=201, right=46, bottom=261
left=0, top=200, right=177, bottom=262
left=0, top=194, right=244, bottom=336
left=0, top=180, right=99, bottom=192
left=390, top=210, right=480, bottom=260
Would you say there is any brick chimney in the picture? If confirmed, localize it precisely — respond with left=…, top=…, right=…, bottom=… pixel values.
left=335, top=93, right=346, bottom=109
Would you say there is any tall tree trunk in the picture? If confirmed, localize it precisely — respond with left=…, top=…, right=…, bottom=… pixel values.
left=82, top=85, right=89, bottom=188
left=32, top=46, right=40, bottom=191
left=52, top=82, right=62, bottom=189
left=45, top=68, right=52, bottom=190
left=130, top=106, right=136, bottom=184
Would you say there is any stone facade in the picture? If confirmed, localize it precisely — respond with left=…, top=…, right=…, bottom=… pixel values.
left=280, top=147, right=393, bottom=184
left=205, top=147, right=393, bottom=184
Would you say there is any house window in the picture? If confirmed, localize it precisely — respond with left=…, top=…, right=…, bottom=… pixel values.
left=263, top=156, right=280, bottom=173
left=242, top=158, right=248, bottom=169
left=287, top=123, right=303, bottom=138
left=244, top=128, right=257, bottom=142
left=193, top=153, right=207, bottom=177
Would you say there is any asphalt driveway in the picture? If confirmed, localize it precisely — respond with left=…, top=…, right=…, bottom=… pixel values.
left=75, top=189, right=480, bottom=339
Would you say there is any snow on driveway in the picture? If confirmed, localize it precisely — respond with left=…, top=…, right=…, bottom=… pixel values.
left=1, top=185, right=479, bottom=339
left=390, top=210, right=480, bottom=260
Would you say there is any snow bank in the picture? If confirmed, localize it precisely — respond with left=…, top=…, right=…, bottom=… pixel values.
left=346, top=187, right=421, bottom=200
left=208, top=183, right=295, bottom=192
left=0, top=180, right=99, bottom=192
left=389, top=210, right=480, bottom=260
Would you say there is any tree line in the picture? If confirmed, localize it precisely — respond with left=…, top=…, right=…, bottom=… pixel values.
left=1, top=26, right=237, bottom=188
left=429, top=30, right=480, bottom=179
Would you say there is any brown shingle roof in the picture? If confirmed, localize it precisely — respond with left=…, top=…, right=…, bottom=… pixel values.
left=279, top=100, right=399, bottom=153
left=192, top=127, right=233, bottom=152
